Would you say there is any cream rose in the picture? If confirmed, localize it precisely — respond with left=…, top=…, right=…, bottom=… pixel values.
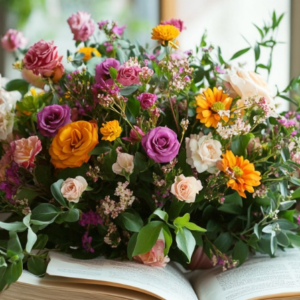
left=186, top=133, right=222, bottom=173
left=112, top=153, right=134, bottom=176
left=61, top=176, right=88, bottom=202
left=171, top=174, right=203, bottom=203
left=222, top=67, right=274, bottom=108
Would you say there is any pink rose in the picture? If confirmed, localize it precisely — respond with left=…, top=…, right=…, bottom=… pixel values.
left=1, top=29, right=27, bottom=51
left=23, top=40, right=63, bottom=78
left=137, top=93, right=157, bottom=110
left=10, top=136, right=42, bottom=168
left=134, top=239, right=170, bottom=267
left=171, top=174, right=203, bottom=203
left=67, top=11, right=95, bottom=42
left=117, top=66, right=141, bottom=86
left=61, top=176, right=88, bottom=203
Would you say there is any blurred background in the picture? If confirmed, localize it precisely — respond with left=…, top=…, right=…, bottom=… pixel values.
left=0, top=0, right=299, bottom=111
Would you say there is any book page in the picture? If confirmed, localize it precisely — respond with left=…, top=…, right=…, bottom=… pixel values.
left=47, top=251, right=198, bottom=300
left=191, top=249, right=300, bottom=300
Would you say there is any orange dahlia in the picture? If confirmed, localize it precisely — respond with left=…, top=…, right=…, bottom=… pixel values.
left=196, top=87, right=232, bottom=128
left=151, top=24, right=180, bottom=46
left=219, top=150, right=261, bottom=198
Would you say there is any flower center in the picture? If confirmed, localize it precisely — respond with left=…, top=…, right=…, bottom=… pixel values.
left=211, top=102, right=225, bottom=112
left=232, top=166, right=243, bottom=177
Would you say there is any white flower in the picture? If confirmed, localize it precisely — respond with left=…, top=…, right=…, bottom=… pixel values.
left=61, top=176, right=88, bottom=203
left=112, top=153, right=134, bottom=176
left=0, top=102, right=14, bottom=141
left=186, top=133, right=222, bottom=173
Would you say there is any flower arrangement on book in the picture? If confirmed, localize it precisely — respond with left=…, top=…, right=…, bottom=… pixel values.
left=0, top=10, right=300, bottom=290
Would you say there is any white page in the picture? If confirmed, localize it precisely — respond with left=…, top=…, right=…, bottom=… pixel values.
left=47, top=252, right=198, bottom=300
left=192, top=248, right=300, bottom=300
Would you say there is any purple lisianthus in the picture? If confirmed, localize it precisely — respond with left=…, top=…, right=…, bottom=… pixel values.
left=137, top=93, right=157, bottom=110
left=141, top=126, right=180, bottom=163
left=161, top=18, right=186, bottom=32
left=95, top=58, right=120, bottom=88
left=37, top=104, right=71, bottom=137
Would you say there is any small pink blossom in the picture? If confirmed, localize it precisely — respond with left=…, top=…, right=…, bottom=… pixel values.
left=123, top=126, right=144, bottom=144
left=117, top=65, right=141, bottom=86
left=298, top=215, right=300, bottom=225
left=1, top=29, right=27, bottom=51
left=67, top=11, right=95, bottom=42
left=112, top=24, right=126, bottom=36
left=134, top=239, right=170, bottom=267
left=10, top=136, right=42, bottom=168
left=161, top=19, right=186, bottom=32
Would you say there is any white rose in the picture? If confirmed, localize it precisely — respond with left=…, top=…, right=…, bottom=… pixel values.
left=112, top=153, right=134, bottom=176
left=61, top=176, right=88, bottom=203
left=186, top=133, right=222, bottom=173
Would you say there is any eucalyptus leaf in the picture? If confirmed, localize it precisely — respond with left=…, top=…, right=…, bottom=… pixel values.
left=0, top=221, right=27, bottom=232
left=51, top=179, right=67, bottom=207
left=31, top=204, right=60, bottom=222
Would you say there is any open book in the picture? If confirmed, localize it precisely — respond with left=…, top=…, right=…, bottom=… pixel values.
left=1, top=249, right=300, bottom=300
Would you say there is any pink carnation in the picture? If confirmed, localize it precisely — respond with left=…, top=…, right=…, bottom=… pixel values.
left=117, top=65, right=141, bottom=86
left=161, top=19, right=186, bottom=32
left=10, top=136, right=42, bottom=168
left=23, top=40, right=63, bottom=78
left=67, top=11, right=95, bottom=42
left=134, top=239, right=170, bottom=267
left=1, top=29, right=27, bottom=51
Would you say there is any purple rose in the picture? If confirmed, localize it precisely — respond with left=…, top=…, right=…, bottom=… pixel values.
left=95, top=58, right=120, bottom=88
left=137, top=93, right=157, bottom=110
left=37, top=104, right=71, bottom=137
left=142, top=127, right=180, bottom=163
left=117, top=65, right=141, bottom=86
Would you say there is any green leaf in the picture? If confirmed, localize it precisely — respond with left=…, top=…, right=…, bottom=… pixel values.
left=90, top=141, right=112, bottom=155
left=133, top=152, right=148, bottom=173
left=174, top=213, right=190, bottom=228
left=214, top=232, right=233, bottom=253
left=292, top=187, right=300, bottom=199
left=132, top=221, right=163, bottom=256
left=0, top=257, right=7, bottom=268
left=224, top=192, right=242, bottom=207
left=233, top=240, right=248, bottom=265
left=287, top=233, right=300, bottom=247
left=120, top=212, right=143, bottom=232
left=150, top=209, right=169, bottom=223
left=57, top=163, right=90, bottom=180
left=290, top=177, right=300, bottom=186
left=279, top=200, right=296, bottom=211
left=176, top=228, right=195, bottom=263
left=218, top=204, right=243, bottom=215
left=51, top=179, right=67, bottom=207
left=116, top=48, right=127, bottom=64
left=127, top=96, right=141, bottom=118
left=27, top=256, right=47, bottom=276
left=162, top=224, right=172, bottom=256
left=276, top=231, right=289, bottom=247
left=33, top=234, right=48, bottom=250
left=16, top=188, right=39, bottom=201
left=127, top=233, right=138, bottom=260
left=31, top=204, right=60, bottom=222
left=230, top=47, right=251, bottom=60
left=4, top=260, right=22, bottom=284
left=231, top=133, right=254, bottom=156
left=275, top=219, right=298, bottom=230
left=254, top=44, right=260, bottom=61
left=61, top=208, right=80, bottom=223
left=109, top=67, right=118, bottom=80
left=184, top=222, right=206, bottom=232
left=0, top=266, right=7, bottom=291
left=270, top=231, right=277, bottom=255
left=86, top=56, right=103, bottom=76
left=253, top=24, right=264, bottom=39
left=0, top=221, right=27, bottom=232
left=120, top=85, right=139, bottom=96
left=7, top=232, right=23, bottom=258
left=5, top=79, right=29, bottom=96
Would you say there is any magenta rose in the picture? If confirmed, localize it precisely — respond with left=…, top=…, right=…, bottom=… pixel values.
left=117, top=65, right=141, bottom=86
left=1, top=29, right=27, bottom=51
left=137, top=93, right=157, bottom=109
left=95, top=58, right=120, bottom=82
left=67, top=11, right=95, bottom=42
left=23, top=40, right=63, bottom=78
left=141, top=126, right=180, bottom=163
left=37, top=104, right=71, bottom=137
left=161, top=19, right=186, bottom=32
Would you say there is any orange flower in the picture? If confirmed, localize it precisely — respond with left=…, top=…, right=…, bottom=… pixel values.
left=77, top=47, right=101, bottom=62
left=219, top=150, right=261, bottom=198
left=196, top=87, right=232, bottom=128
left=151, top=24, right=180, bottom=47
left=49, top=121, right=98, bottom=169
left=100, top=120, right=122, bottom=142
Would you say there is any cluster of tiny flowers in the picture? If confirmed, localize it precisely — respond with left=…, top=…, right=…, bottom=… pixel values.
left=212, top=253, right=238, bottom=271
left=79, top=210, right=103, bottom=227
left=15, top=199, right=31, bottom=215
left=252, top=184, right=267, bottom=198
left=125, top=57, right=140, bottom=67
left=291, top=152, right=300, bottom=164
left=82, top=231, right=94, bottom=253
left=139, top=66, right=154, bottom=83
left=86, top=165, right=101, bottom=182
left=180, top=118, right=189, bottom=131
left=96, top=93, right=114, bottom=107
left=104, top=222, right=121, bottom=248
left=161, top=159, right=177, bottom=174
left=216, top=118, right=251, bottom=139
left=153, top=173, right=166, bottom=187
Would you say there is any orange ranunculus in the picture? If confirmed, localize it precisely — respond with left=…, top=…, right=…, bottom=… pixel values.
left=218, top=150, right=261, bottom=198
left=100, top=120, right=122, bottom=142
left=77, top=47, right=101, bottom=62
left=49, top=121, right=98, bottom=169
left=196, top=87, right=232, bottom=128
left=151, top=24, right=180, bottom=47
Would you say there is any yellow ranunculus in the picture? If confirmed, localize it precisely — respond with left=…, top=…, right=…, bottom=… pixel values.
left=151, top=24, right=180, bottom=46
left=100, top=120, right=122, bottom=142
left=49, top=121, right=99, bottom=169
left=77, top=47, right=101, bottom=62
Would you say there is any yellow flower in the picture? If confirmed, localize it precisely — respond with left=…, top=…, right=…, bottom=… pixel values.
left=49, top=121, right=99, bottom=169
left=151, top=24, right=180, bottom=47
left=196, top=87, right=232, bottom=128
left=219, top=150, right=261, bottom=198
left=77, top=47, right=101, bottom=62
left=100, top=120, right=122, bottom=142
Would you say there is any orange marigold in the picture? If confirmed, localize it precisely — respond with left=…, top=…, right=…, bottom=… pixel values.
left=151, top=24, right=180, bottom=46
left=77, top=47, right=101, bottom=62
left=100, top=120, right=122, bottom=142
left=196, top=87, right=232, bottom=128
left=219, top=150, right=261, bottom=198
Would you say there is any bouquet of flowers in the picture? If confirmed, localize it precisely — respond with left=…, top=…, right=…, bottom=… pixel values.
left=1, top=10, right=300, bottom=290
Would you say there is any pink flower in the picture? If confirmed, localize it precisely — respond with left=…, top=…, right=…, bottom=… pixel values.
left=161, top=19, right=186, bottom=32
left=298, top=215, right=300, bottom=225
left=171, top=174, right=203, bottom=203
left=1, top=29, right=27, bottom=51
left=61, top=176, right=88, bottom=203
left=137, top=93, right=157, bottom=109
left=123, top=126, right=144, bottom=144
left=134, top=239, right=170, bottom=267
left=23, top=40, right=63, bottom=78
left=117, top=65, right=141, bottom=86
left=10, top=136, right=42, bottom=168
left=112, top=24, right=126, bottom=37
left=67, top=11, right=95, bottom=42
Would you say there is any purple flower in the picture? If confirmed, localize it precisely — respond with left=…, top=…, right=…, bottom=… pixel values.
left=141, top=127, right=180, bottom=163
left=37, top=104, right=71, bottom=137
left=298, top=215, right=300, bottom=225
left=98, top=20, right=109, bottom=29
left=112, top=24, right=126, bottom=36
left=79, top=210, right=103, bottom=227
left=123, top=126, right=145, bottom=144
left=137, top=93, right=157, bottom=110
left=161, top=19, right=186, bottom=32
left=82, top=231, right=94, bottom=253
left=95, top=58, right=120, bottom=88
